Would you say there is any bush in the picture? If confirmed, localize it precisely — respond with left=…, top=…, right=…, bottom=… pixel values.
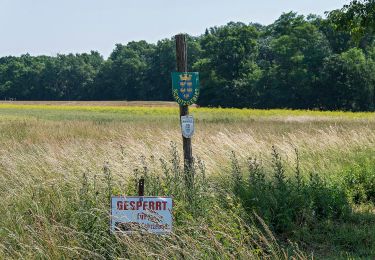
left=343, top=160, right=375, bottom=204
left=231, top=147, right=351, bottom=235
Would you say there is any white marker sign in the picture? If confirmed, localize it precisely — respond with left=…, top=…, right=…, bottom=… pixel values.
left=111, top=196, right=173, bottom=234
left=181, top=115, right=194, bottom=138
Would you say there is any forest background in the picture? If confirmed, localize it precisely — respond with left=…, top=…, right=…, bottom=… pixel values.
left=0, top=1, right=374, bottom=111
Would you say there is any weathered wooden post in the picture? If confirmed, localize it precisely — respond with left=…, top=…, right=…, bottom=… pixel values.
left=138, top=178, right=144, bottom=196
left=172, top=34, right=199, bottom=196
left=175, top=34, right=193, bottom=172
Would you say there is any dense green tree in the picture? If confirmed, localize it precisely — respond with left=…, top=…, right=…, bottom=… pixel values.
left=54, top=52, right=103, bottom=100
left=196, top=22, right=259, bottom=107
left=144, top=39, right=175, bottom=100
left=94, top=41, right=155, bottom=100
left=259, top=13, right=332, bottom=108
left=1, top=2, right=375, bottom=111
left=0, top=55, right=47, bottom=99
left=328, top=0, right=375, bottom=48
left=0, top=53, right=103, bottom=101
left=318, top=48, right=375, bottom=111
left=311, top=16, right=353, bottom=53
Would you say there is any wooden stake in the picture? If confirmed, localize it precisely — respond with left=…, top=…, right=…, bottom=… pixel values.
left=138, top=178, right=144, bottom=196
left=175, top=34, right=193, bottom=175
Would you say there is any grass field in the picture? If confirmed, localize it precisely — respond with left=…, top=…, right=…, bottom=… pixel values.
left=0, top=102, right=374, bottom=259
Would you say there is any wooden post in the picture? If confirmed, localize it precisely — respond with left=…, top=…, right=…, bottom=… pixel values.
left=175, top=34, right=193, bottom=174
left=138, top=178, right=144, bottom=196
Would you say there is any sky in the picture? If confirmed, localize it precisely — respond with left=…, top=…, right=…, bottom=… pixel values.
left=0, top=0, right=349, bottom=58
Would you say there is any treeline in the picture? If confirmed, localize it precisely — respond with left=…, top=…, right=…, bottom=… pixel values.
left=1, top=3, right=375, bottom=110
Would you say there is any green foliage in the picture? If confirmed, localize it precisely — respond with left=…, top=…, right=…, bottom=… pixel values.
left=195, top=22, right=260, bottom=107
left=1, top=2, right=375, bottom=111
left=328, top=0, right=375, bottom=48
left=344, top=160, right=375, bottom=204
left=231, top=148, right=351, bottom=235
left=319, top=48, right=375, bottom=111
left=1, top=144, right=305, bottom=259
left=0, top=132, right=374, bottom=258
left=262, top=14, right=332, bottom=108
left=0, top=52, right=103, bottom=101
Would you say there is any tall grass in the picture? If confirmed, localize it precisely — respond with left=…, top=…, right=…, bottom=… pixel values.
left=0, top=104, right=374, bottom=258
left=0, top=142, right=310, bottom=259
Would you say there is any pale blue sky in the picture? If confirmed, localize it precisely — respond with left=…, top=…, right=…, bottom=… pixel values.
left=0, top=0, right=349, bottom=58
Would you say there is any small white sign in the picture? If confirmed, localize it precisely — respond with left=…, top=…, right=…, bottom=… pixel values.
left=181, top=115, right=194, bottom=138
left=111, top=196, right=173, bottom=234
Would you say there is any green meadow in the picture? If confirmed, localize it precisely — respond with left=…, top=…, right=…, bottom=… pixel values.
left=0, top=103, right=374, bottom=259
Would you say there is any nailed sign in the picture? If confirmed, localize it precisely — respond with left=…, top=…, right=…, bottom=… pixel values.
left=171, top=72, right=199, bottom=106
left=111, top=196, right=173, bottom=234
left=181, top=115, right=194, bottom=138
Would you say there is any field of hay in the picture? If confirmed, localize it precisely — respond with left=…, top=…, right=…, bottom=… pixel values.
left=0, top=102, right=374, bottom=259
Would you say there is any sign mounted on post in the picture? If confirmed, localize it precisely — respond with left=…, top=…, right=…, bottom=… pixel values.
left=172, top=72, right=199, bottom=106
left=111, top=196, right=173, bottom=234
left=181, top=115, right=194, bottom=138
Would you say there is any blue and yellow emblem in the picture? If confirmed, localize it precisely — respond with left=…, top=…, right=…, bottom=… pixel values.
left=171, top=72, right=199, bottom=106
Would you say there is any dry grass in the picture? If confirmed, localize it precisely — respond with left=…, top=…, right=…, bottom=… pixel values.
left=0, top=112, right=374, bottom=178
left=0, top=103, right=374, bottom=258
left=0, top=105, right=374, bottom=200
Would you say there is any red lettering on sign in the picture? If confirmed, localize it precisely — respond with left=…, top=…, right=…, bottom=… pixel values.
left=130, top=201, right=135, bottom=210
left=149, top=201, right=155, bottom=210
left=143, top=201, right=148, bottom=210
left=156, top=201, right=161, bottom=210
left=136, top=201, right=142, bottom=210
left=115, top=199, right=169, bottom=211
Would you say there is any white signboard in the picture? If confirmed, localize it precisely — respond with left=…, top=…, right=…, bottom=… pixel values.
left=181, top=115, right=194, bottom=138
left=111, top=196, right=173, bottom=234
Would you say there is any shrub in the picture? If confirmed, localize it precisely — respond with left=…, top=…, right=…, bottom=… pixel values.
left=343, top=160, right=375, bottom=204
left=231, top=147, right=351, bottom=235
